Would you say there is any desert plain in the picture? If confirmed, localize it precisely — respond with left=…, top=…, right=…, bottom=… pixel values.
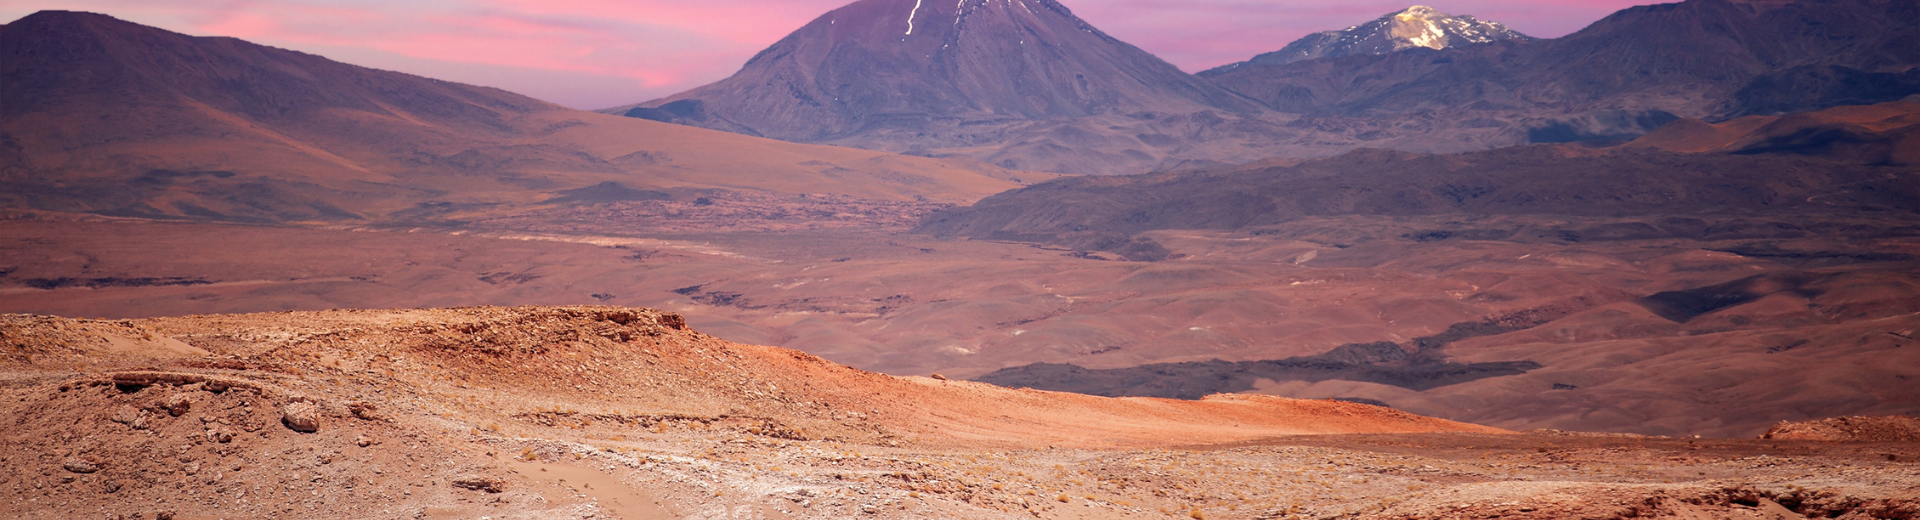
left=5, top=1, right=1920, bottom=518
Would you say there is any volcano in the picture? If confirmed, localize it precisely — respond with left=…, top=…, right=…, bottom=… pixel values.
left=0, top=11, right=1031, bottom=222
left=608, top=0, right=1271, bottom=174
left=617, top=0, right=1920, bottom=173
left=615, top=0, right=1258, bottom=141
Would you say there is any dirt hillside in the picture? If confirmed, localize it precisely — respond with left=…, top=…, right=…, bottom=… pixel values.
left=1, top=306, right=1501, bottom=518
left=6, top=307, right=1918, bottom=519
left=1764, top=416, right=1920, bottom=443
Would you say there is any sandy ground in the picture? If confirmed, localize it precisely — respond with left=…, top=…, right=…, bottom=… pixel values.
left=3, top=306, right=1917, bottom=519
left=6, top=215, right=1918, bottom=439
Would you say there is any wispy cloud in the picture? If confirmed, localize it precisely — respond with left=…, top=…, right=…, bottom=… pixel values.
left=0, top=0, right=1649, bottom=109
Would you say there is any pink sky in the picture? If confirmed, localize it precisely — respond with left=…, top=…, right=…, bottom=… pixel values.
left=1, top=0, right=1654, bottom=109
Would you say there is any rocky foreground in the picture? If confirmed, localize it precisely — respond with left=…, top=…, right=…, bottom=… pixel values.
left=2, top=306, right=1916, bottom=519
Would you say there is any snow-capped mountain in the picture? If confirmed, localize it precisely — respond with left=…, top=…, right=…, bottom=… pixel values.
left=1207, top=6, right=1533, bottom=73
left=608, top=0, right=1259, bottom=143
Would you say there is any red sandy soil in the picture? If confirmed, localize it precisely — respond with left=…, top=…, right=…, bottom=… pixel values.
left=5, top=306, right=1918, bottom=519
left=1764, top=417, right=1920, bottom=443
left=5, top=211, right=1917, bottom=438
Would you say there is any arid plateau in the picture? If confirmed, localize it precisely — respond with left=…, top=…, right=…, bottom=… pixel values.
left=5, top=0, right=1920, bottom=518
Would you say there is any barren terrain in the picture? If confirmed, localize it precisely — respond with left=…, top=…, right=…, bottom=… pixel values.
left=625, top=0, right=1920, bottom=174
left=4, top=3, right=1919, bottom=519
left=5, top=202, right=1919, bottom=439
left=5, top=307, right=1917, bottom=519
left=0, top=11, right=1041, bottom=226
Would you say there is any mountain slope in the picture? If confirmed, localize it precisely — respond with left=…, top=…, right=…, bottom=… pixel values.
left=0, top=11, right=1035, bottom=222
left=612, top=0, right=1259, bottom=141
left=620, top=0, right=1920, bottom=173
left=607, top=0, right=1305, bottom=175
left=1628, top=100, right=1920, bottom=164
left=1205, top=5, right=1533, bottom=74
left=1201, top=0, right=1920, bottom=146
left=913, top=144, right=1920, bottom=258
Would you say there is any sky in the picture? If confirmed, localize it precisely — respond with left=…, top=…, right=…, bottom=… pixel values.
left=1, top=0, right=1654, bottom=109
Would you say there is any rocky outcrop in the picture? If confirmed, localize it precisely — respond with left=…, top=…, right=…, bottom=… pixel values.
left=1762, top=416, right=1920, bottom=442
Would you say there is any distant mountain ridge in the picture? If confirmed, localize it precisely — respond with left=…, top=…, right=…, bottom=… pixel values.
left=0, top=11, right=1032, bottom=222
left=1205, top=5, right=1533, bottom=74
left=914, top=139, right=1920, bottom=259
left=1202, top=0, right=1920, bottom=141
left=616, top=0, right=1920, bottom=174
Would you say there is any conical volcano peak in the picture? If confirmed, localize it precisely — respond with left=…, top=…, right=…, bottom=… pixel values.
left=815, top=0, right=1100, bottom=55
left=623, top=0, right=1259, bottom=144
left=813, top=0, right=1060, bottom=40
left=888, top=0, right=1082, bottom=38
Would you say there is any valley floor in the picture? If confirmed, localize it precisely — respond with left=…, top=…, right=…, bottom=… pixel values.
left=4, top=209, right=1918, bottom=438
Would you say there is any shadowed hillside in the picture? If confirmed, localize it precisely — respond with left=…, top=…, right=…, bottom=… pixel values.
left=1202, top=0, right=1920, bottom=145
left=617, top=0, right=1920, bottom=173
left=0, top=11, right=1037, bottom=223
left=915, top=145, right=1920, bottom=258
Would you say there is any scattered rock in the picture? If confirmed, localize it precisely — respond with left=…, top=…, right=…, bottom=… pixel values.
left=354, top=435, right=374, bottom=447
left=348, top=401, right=382, bottom=421
left=281, top=401, right=321, bottom=433
left=163, top=394, right=192, bottom=416
left=1762, top=416, right=1920, bottom=442
left=452, top=476, right=505, bottom=493
left=110, top=406, right=147, bottom=430
left=205, top=425, right=234, bottom=443
left=62, top=459, right=98, bottom=474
